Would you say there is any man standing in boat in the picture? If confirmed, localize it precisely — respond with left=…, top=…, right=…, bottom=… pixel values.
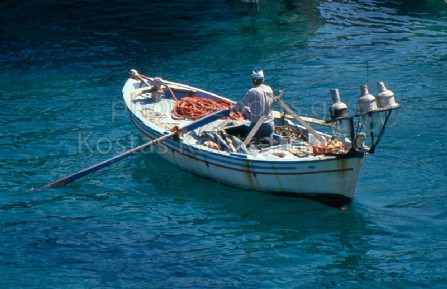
left=232, top=68, right=276, bottom=139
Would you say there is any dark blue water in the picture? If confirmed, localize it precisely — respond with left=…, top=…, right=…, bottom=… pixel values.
left=1, top=0, right=446, bottom=288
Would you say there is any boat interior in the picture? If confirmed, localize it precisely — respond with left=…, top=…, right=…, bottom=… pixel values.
left=129, top=79, right=349, bottom=160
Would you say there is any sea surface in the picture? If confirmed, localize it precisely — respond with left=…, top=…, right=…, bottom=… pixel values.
left=1, top=0, right=446, bottom=288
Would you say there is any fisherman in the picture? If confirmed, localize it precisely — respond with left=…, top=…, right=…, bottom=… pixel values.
left=232, top=68, right=276, bottom=139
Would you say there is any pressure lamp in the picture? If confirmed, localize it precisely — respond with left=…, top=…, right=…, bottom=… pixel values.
left=329, top=89, right=350, bottom=138
left=329, top=89, right=348, bottom=120
left=358, top=84, right=381, bottom=132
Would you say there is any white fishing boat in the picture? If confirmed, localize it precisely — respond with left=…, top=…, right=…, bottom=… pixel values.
left=122, top=69, right=400, bottom=208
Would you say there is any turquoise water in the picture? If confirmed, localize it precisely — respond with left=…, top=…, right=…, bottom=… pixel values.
left=1, top=0, right=446, bottom=288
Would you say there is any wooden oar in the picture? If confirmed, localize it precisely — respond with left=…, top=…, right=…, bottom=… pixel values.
left=272, top=110, right=330, bottom=127
left=243, top=90, right=283, bottom=146
left=277, top=100, right=326, bottom=144
left=30, top=109, right=230, bottom=192
left=244, top=115, right=267, bottom=146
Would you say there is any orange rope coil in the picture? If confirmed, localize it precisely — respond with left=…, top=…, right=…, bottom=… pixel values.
left=172, top=96, right=245, bottom=120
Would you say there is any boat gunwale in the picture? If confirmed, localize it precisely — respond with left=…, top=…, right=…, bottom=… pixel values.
left=124, top=78, right=364, bottom=165
left=129, top=110, right=364, bottom=170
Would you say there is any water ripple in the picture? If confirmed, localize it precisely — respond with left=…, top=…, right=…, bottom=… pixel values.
left=1, top=0, right=447, bottom=288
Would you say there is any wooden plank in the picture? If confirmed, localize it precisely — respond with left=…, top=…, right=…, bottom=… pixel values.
left=272, top=110, right=330, bottom=127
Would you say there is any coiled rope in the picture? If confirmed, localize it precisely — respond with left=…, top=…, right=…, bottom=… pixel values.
left=172, top=96, right=245, bottom=120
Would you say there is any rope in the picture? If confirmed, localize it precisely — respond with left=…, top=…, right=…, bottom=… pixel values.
left=165, top=84, right=179, bottom=102
left=172, top=96, right=245, bottom=120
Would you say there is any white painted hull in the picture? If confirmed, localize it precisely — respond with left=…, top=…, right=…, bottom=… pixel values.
left=123, top=77, right=365, bottom=205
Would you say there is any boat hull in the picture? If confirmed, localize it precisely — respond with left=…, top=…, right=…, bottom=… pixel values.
left=129, top=111, right=364, bottom=203
left=122, top=76, right=365, bottom=205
